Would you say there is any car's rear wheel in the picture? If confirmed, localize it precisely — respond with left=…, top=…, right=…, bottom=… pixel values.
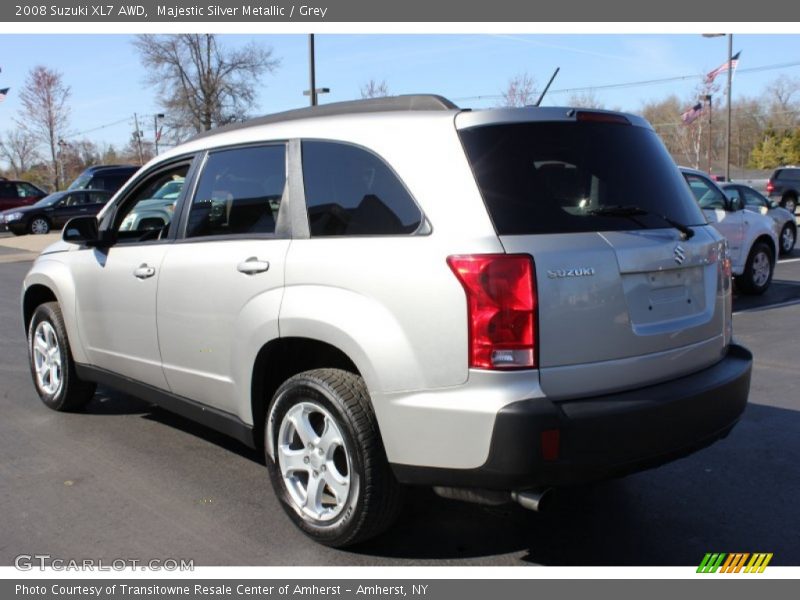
left=782, top=195, right=797, bottom=214
left=265, top=368, right=403, bottom=547
left=29, top=217, right=51, bottom=235
left=737, top=242, right=775, bottom=295
left=28, top=302, right=96, bottom=411
left=780, top=223, right=796, bottom=255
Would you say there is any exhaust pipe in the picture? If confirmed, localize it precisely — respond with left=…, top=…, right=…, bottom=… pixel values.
left=511, top=488, right=552, bottom=512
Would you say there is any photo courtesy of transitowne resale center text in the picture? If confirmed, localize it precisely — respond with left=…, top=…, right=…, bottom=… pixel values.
left=0, top=0, right=800, bottom=597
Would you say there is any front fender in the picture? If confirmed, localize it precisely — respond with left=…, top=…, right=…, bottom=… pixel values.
left=22, top=256, right=89, bottom=364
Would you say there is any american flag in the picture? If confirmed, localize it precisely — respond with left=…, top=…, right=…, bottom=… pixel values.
left=705, top=51, right=741, bottom=84
left=681, top=102, right=704, bottom=125
left=0, top=88, right=9, bottom=103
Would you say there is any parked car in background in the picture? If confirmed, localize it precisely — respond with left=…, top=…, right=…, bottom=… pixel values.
left=681, top=167, right=779, bottom=294
left=118, top=177, right=185, bottom=232
left=67, top=165, right=138, bottom=194
left=0, top=178, right=47, bottom=213
left=0, top=189, right=112, bottom=235
left=766, top=167, right=800, bottom=214
left=722, top=182, right=796, bottom=255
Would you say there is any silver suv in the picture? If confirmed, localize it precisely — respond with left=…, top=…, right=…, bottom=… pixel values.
left=22, top=96, right=752, bottom=547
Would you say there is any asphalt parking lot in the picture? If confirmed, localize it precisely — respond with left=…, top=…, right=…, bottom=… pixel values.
left=1, top=249, right=799, bottom=566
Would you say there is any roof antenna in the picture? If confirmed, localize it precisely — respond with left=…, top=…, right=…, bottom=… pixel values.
left=534, top=67, right=560, bottom=107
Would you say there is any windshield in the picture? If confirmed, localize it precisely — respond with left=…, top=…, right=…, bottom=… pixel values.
left=32, top=192, right=66, bottom=208
left=152, top=178, right=185, bottom=199
left=67, top=172, right=92, bottom=190
left=459, top=121, right=706, bottom=235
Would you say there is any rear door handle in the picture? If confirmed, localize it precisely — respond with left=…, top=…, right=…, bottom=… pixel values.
left=133, top=264, right=156, bottom=279
left=237, top=257, right=270, bottom=275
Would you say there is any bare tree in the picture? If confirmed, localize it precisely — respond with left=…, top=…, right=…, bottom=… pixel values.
left=134, top=34, right=280, bottom=137
left=361, top=78, right=389, bottom=99
left=0, top=130, right=41, bottom=178
left=15, top=66, right=71, bottom=190
left=567, top=90, right=605, bottom=109
left=500, top=73, right=538, bottom=108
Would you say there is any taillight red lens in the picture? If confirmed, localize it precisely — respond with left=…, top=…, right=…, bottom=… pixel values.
left=447, top=254, right=537, bottom=370
left=575, top=111, right=631, bottom=125
left=766, top=180, right=775, bottom=193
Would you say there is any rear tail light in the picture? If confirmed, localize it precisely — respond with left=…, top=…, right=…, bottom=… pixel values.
left=447, top=254, right=538, bottom=370
left=766, top=180, right=775, bottom=194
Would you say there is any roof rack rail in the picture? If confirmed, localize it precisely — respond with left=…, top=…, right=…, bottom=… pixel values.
left=188, top=94, right=459, bottom=142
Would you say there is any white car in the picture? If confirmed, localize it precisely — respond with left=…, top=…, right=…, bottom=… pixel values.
left=681, top=167, right=779, bottom=295
left=722, top=182, right=796, bottom=256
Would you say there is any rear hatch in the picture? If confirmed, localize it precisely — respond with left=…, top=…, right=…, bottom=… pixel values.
left=457, top=109, right=730, bottom=399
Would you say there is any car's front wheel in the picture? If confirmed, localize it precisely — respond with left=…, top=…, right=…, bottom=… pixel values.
left=780, top=223, right=796, bottom=255
left=28, top=302, right=96, bottom=411
left=29, top=217, right=51, bottom=235
left=737, top=242, right=775, bottom=295
left=265, top=368, right=403, bottom=547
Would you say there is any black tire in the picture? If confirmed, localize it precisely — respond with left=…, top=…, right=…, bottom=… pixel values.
left=737, top=242, right=775, bottom=295
left=782, top=195, right=797, bottom=215
left=780, top=222, right=796, bottom=255
left=29, top=216, right=51, bottom=235
left=265, top=368, right=403, bottom=547
left=27, top=302, right=96, bottom=411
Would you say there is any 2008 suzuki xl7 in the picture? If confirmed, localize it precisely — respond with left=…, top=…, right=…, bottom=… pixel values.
left=22, top=95, right=752, bottom=547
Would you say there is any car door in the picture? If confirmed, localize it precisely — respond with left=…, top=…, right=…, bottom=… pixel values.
left=0, top=181, right=19, bottom=210
left=156, top=144, right=290, bottom=415
left=69, top=159, right=195, bottom=389
left=687, top=173, right=746, bottom=266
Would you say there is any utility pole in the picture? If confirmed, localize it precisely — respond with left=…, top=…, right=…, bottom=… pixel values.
left=308, top=34, right=317, bottom=107
left=725, top=33, right=733, bottom=181
left=706, top=94, right=713, bottom=174
left=153, top=113, right=165, bottom=155
left=133, top=112, right=144, bottom=165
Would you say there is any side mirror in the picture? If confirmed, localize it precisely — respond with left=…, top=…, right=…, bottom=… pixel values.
left=62, top=216, right=116, bottom=247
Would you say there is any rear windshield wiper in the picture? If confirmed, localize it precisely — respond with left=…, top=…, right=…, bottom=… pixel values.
left=588, top=205, right=695, bottom=240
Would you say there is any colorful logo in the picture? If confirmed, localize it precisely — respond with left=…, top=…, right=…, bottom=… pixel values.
left=697, top=553, right=773, bottom=573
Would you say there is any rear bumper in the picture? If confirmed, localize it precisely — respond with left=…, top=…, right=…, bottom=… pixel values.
left=391, top=344, right=752, bottom=490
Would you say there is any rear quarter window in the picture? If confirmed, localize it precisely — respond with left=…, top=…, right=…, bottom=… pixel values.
left=301, top=141, right=422, bottom=236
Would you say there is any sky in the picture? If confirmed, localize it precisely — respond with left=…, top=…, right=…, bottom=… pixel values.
left=0, top=33, right=799, bottom=154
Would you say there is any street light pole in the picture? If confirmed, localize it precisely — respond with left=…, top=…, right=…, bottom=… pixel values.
left=725, top=33, right=733, bottom=181
left=308, top=34, right=317, bottom=107
left=706, top=94, right=713, bottom=174
left=153, top=113, right=165, bottom=155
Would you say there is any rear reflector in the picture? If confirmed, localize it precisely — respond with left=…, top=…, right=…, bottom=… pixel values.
left=540, top=429, right=560, bottom=461
left=576, top=111, right=631, bottom=125
left=447, top=254, right=537, bottom=370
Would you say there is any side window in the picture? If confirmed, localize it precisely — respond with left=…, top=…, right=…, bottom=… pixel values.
left=89, top=191, right=111, bottom=205
left=61, top=194, right=78, bottom=207
left=17, top=183, right=40, bottom=197
left=114, top=163, right=191, bottom=242
left=742, top=188, right=767, bottom=208
left=686, top=175, right=727, bottom=210
left=1, top=182, right=19, bottom=198
left=186, top=145, right=285, bottom=238
left=302, top=141, right=422, bottom=236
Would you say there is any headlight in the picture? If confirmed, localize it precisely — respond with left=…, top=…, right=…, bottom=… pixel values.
left=5, top=212, right=23, bottom=222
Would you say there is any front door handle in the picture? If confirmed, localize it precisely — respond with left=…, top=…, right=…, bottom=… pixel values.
left=133, top=264, right=156, bottom=279
left=237, top=257, right=270, bottom=275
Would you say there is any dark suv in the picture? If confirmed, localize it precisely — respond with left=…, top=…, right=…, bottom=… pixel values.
left=0, top=178, right=47, bottom=212
left=67, top=165, right=138, bottom=194
left=766, top=167, right=800, bottom=214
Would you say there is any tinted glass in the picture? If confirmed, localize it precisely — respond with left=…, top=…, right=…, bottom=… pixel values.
left=459, top=122, right=705, bottom=235
left=685, top=174, right=727, bottom=209
left=88, top=191, right=111, bottom=204
left=741, top=187, right=768, bottom=208
left=0, top=182, right=18, bottom=198
left=17, top=183, right=41, bottom=197
left=780, top=169, right=800, bottom=181
left=186, top=145, right=285, bottom=238
left=67, top=172, right=92, bottom=190
left=302, top=141, right=422, bottom=236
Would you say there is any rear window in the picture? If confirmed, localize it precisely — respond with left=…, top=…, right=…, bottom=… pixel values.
left=459, top=121, right=705, bottom=235
left=774, top=168, right=800, bottom=181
